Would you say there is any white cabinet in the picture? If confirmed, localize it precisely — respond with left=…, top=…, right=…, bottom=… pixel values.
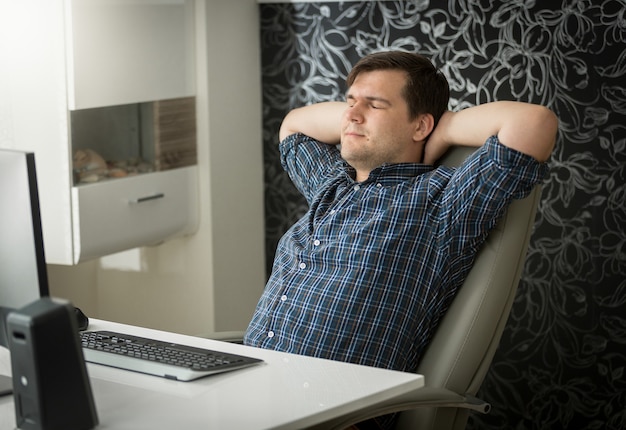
left=65, top=0, right=195, bottom=109
left=0, top=0, right=198, bottom=265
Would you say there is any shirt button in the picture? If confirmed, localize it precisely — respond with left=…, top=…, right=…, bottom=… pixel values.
left=376, top=183, right=382, bottom=188
left=299, top=262, right=307, bottom=269
left=280, top=295, right=287, bottom=302
left=330, top=209, right=336, bottom=214
left=313, top=239, right=321, bottom=246
left=267, top=331, right=275, bottom=338
left=353, top=184, right=360, bottom=191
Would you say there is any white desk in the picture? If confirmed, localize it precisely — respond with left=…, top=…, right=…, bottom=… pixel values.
left=0, top=319, right=424, bottom=429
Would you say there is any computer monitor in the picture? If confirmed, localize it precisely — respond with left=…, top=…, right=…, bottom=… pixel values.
left=0, top=148, right=50, bottom=394
left=0, top=149, right=50, bottom=308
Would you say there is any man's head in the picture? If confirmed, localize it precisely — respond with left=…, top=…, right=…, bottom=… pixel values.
left=340, top=51, right=450, bottom=180
left=347, top=51, right=449, bottom=126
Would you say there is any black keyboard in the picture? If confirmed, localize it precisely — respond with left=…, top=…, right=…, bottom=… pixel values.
left=80, top=330, right=262, bottom=381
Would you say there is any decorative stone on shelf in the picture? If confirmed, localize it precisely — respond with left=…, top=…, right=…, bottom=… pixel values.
left=73, top=149, right=153, bottom=185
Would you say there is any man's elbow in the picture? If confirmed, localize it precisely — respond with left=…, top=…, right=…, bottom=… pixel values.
left=278, top=120, right=297, bottom=143
left=512, top=105, right=558, bottom=162
left=534, top=106, right=559, bottom=162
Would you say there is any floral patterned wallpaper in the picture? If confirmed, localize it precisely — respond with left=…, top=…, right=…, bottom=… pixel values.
left=258, top=1, right=626, bottom=428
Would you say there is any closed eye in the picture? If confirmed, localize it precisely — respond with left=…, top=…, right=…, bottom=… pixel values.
left=346, top=95, right=391, bottom=109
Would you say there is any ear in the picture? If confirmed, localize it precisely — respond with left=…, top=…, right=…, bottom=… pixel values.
left=412, top=113, right=435, bottom=142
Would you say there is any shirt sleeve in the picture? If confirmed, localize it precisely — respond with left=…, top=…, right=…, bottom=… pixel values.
left=433, top=135, right=549, bottom=271
left=279, top=133, right=344, bottom=205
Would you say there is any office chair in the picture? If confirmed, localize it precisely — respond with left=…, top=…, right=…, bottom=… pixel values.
left=209, top=146, right=542, bottom=430
left=310, top=146, right=543, bottom=430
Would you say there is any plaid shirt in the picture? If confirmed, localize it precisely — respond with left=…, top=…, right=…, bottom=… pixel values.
left=245, top=133, right=547, bottom=374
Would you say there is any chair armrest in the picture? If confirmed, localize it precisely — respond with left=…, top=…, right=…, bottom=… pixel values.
left=308, top=386, right=490, bottom=430
left=386, top=387, right=491, bottom=413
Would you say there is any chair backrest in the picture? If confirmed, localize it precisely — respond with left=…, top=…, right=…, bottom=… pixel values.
left=396, top=146, right=542, bottom=430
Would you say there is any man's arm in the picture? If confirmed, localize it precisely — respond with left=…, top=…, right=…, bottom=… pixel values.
left=424, top=101, right=558, bottom=164
left=279, top=102, right=347, bottom=143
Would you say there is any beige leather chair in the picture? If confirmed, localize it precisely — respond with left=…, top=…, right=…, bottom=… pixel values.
left=310, top=146, right=543, bottom=429
left=211, top=146, right=542, bottom=430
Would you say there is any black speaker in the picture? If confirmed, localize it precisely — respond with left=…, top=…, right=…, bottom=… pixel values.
left=7, top=297, right=98, bottom=430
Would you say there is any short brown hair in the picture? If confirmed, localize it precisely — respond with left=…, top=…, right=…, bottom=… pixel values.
left=346, top=51, right=449, bottom=125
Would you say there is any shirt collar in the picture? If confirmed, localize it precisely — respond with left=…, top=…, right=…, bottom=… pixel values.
left=341, top=162, right=433, bottom=185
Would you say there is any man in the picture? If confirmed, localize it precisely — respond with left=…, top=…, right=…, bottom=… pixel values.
left=244, top=51, right=557, bottom=426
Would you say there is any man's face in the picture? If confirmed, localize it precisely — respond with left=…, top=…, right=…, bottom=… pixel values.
left=340, top=69, right=423, bottom=181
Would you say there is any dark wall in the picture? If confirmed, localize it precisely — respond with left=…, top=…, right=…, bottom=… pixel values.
left=258, top=1, right=626, bottom=428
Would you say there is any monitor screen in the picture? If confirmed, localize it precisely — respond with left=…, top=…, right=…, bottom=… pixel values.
left=0, top=149, right=49, bottom=310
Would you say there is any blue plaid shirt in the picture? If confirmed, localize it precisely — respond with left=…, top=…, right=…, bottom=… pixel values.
left=245, top=133, right=547, bottom=374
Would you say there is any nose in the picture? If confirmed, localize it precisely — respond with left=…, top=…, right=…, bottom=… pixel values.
left=346, top=103, right=364, bottom=123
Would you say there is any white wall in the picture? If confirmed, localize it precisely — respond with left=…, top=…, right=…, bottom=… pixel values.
left=48, top=0, right=266, bottom=336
